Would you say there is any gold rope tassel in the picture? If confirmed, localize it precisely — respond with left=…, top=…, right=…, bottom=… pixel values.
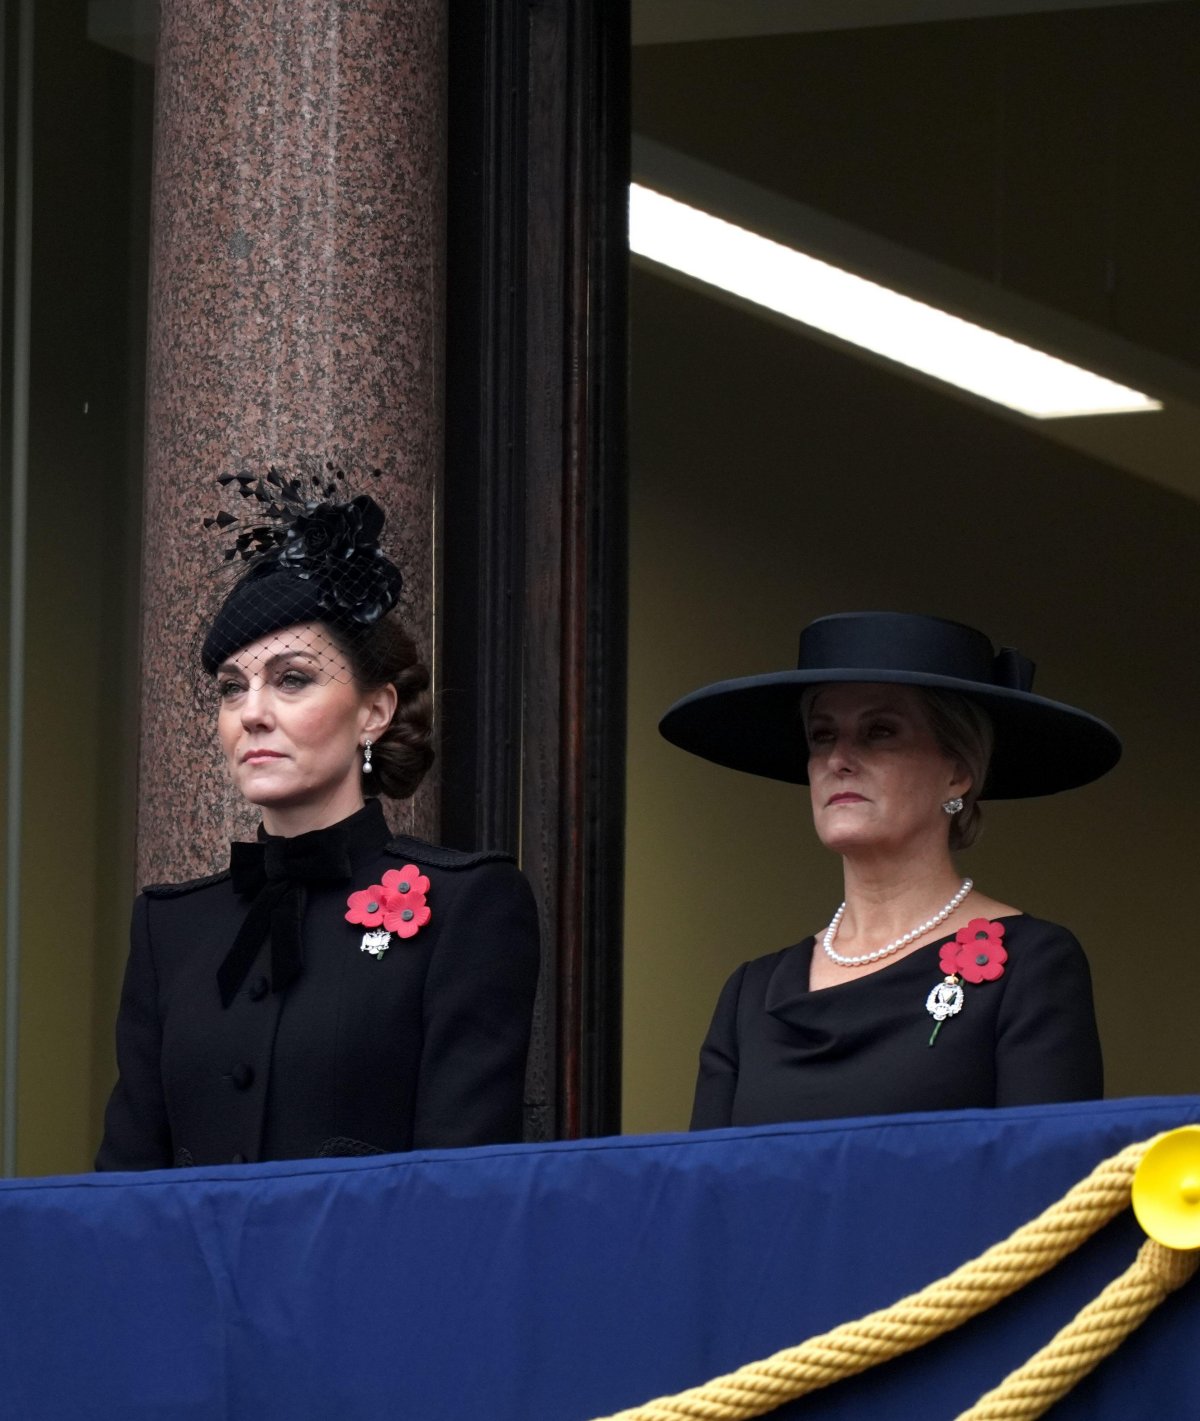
left=591, top=1136, right=1191, bottom=1421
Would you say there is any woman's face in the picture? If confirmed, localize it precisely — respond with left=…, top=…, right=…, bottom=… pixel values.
left=805, top=683, right=968, bottom=859
left=215, top=622, right=394, bottom=831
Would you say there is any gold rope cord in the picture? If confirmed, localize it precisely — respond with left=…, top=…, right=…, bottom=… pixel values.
left=589, top=1135, right=1198, bottom=1421
left=956, top=1237, right=1197, bottom=1420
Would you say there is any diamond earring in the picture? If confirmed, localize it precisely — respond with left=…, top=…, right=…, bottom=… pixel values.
left=942, top=796, right=964, bottom=815
left=362, top=739, right=374, bottom=775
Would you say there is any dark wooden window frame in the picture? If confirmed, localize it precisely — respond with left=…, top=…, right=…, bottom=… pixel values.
left=443, top=1, right=629, bottom=1140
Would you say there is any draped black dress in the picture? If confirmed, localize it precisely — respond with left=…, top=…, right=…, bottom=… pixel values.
left=691, top=915, right=1102, bottom=1129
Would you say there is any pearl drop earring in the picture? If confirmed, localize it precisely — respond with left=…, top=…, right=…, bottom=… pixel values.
left=362, top=739, right=373, bottom=775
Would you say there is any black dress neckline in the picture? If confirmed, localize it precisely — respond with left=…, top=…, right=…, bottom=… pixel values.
left=766, top=912, right=1028, bottom=1016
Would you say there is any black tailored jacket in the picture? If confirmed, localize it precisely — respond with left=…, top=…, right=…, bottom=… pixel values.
left=96, top=803, right=540, bottom=1169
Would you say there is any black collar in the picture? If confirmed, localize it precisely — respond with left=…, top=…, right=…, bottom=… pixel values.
left=218, top=800, right=390, bottom=1008
left=230, top=799, right=391, bottom=896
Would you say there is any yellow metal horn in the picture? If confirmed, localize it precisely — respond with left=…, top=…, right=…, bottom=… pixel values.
left=1131, top=1126, right=1200, bottom=1250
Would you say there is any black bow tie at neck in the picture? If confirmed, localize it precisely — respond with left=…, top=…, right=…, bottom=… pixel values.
left=217, top=827, right=355, bottom=1009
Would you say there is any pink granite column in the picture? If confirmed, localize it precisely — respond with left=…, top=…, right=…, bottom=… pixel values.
left=138, top=0, right=444, bottom=883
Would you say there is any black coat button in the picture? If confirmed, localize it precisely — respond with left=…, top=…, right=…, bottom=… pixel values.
left=231, top=1152, right=246, bottom=1164
left=230, top=1063, right=254, bottom=1090
left=247, top=976, right=269, bottom=1002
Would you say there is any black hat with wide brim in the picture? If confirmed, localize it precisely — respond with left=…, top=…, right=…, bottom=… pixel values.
left=658, top=612, right=1121, bottom=799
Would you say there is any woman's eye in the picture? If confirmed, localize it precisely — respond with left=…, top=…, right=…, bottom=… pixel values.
left=867, top=721, right=896, bottom=738
left=278, top=670, right=312, bottom=690
left=216, top=680, right=244, bottom=699
left=807, top=728, right=834, bottom=747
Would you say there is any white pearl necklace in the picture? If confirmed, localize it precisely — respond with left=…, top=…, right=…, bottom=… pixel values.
left=822, top=878, right=974, bottom=967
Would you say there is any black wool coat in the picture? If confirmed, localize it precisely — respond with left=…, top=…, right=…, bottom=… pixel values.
left=96, top=801, right=540, bottom=1169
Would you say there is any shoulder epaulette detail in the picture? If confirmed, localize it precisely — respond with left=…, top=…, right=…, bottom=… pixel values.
left=383, top=836, right=516, bottom=871
left=142, top=869, right=232, bottom=898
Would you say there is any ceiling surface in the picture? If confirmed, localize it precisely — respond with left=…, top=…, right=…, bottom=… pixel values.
left=631, top=0, right=1200, bottom=501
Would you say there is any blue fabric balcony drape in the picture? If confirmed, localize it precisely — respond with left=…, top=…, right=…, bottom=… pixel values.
left=1, top=1096, right=1197, bottom=1420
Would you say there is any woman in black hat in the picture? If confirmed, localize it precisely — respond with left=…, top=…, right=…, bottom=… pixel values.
left=96, top=467, right=540, bottom=1169
left=660, top=611, right=1119, bottom=1129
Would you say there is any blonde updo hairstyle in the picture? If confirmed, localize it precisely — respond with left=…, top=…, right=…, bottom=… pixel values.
left=799, top=684, right=994, bottom=851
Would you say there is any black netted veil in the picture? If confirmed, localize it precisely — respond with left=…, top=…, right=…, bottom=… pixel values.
left=200, top=462, right=403, bottom=688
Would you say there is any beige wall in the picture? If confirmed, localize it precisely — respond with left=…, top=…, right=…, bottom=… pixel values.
left=623, top=269, right=1200, bottom=1134
left=0, top=9, right=149, bottom=1176
left=15, top=452, right=140, bottom=1176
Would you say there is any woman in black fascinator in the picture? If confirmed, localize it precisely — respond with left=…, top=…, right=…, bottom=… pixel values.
left=659, top=612, right=1120, bottom=1130
left=97, top=464, right=539, bottom=1169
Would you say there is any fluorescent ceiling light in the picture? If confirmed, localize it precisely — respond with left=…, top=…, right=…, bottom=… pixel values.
left=629, top=184, right=1161, bottom=420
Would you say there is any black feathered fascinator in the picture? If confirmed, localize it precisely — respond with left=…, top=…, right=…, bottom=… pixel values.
left=200, top=462, right=403, bottom=673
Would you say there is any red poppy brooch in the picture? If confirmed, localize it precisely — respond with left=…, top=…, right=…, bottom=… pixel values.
left=926, top=918, right=1007, bottom=1045
left=345, top=866, right=431, bottom=959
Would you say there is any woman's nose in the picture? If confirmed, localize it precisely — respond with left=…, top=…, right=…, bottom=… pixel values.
left=239, top=684, right=273, bottom=727
left=827, top=734, right=857, bottom=771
